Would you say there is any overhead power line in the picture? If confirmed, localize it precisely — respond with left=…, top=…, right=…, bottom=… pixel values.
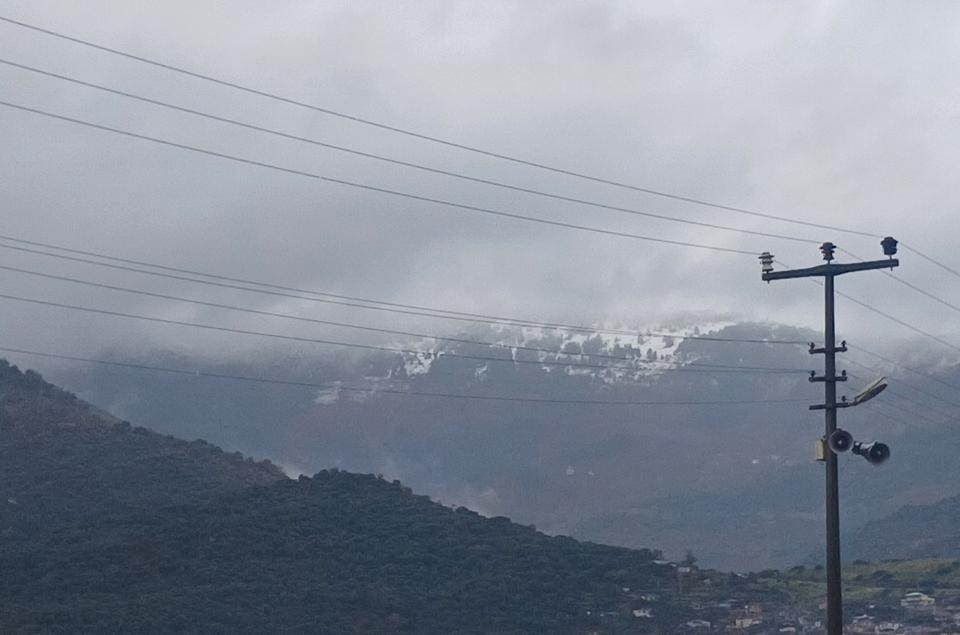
left=767, top=257, right=960, bottom=413
left=776, top=260, right=960, bottom=360
left=0, top=14, right=879, bottom=240
left=0, top=262, right=810, bottom=373
left=0, top=57, right=823, bottom=247
left=7, top=79, right=954, bottom=358
left=862, top=392, right=945, bottom=427
left=7, top=36, right=954, bottom=368
left=839, top=247, right=960, bottom=320
left=844, top=357, right=958, bottom=418
left=884, top=387, right=957, bottom=422
left=842, top=354, right=960, bottom=410
left=855, top=399, right=944, bottom=431
left=0, top=237, right=809, bottom=346
left=879, top=272, right=960, bottom=317
left=0, top=344, right=812, bottom=407
left=5, top=17, right=960, bottom=418
left=901, top=242, right=960, bottom=282
left=0, top=238, right=635, bottom=334
left=858, top=403, right=902, bottom=426
left=0, top=291, right=808, bottom=375
left=872, top=270, right=960, bottom=334
left=834, top=288, right=960, bottom=356
left=0, top=99, right=758, bottom=256
left=849, top=345, right=960, bottom=394
left=7, top=100, right=952, bottom=367
left=5, top=16, right=958, bottom=282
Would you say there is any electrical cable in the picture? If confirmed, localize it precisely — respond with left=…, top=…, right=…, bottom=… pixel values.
left=775, top=259, right=960, bottom=358
left=850, top=345, right=960, bottom=393
left=843, top=354, right=960, bottom=411
left=0, top=263, right=810, bottom=373
left=0, top=344, right=812, bottom=407
left=866, top=394, right=944, bottom=427
left=838, top=247, right=960, bottom=319
left=858, top=402, right=902, bottom=426
left=879, top=272, right=960, bottom=317
left=765, top=259, right=960, bottom=416
left=6, top=15, right=960, bottom=420
left=0, top=237, right=810, bottom=346
left=0, top=57, right=823, bottom=246
left=834, top=288, right=960, bottom=356
left=885, top=387, right=957, bottom=422
left=11, top=36, right=959, bottom=383
left=0, top=99, right=758, bottom=256
left=844, top=368, right=954, bottom=423
left=6, top=16, right=956, bottom=281
left=0, top=291, right=808, bottom=375
left=900, top=242, right=960, bottom=282
left=14, top=99, right=954, bottom=363
left=847, top=373, right=949, bottom=425
left=0, top=14, right=880, bottom=240
left=9, top=103, right=958, bottom=385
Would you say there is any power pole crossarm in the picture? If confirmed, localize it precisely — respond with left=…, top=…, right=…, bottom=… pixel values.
left=763, top=258, right=898, bottom=281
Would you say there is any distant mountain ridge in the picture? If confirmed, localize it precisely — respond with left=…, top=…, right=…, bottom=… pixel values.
left=29, top=321, right=960, bottom=570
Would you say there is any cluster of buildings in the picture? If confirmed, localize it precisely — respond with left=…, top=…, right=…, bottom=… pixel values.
left=582, top=560, right=960, bottom=634
left=669, top=597, right=811, bottom=633
left=587, top=586, right=960, bottom=633
left=666, top=591, right=960, bottom=634
left=843, top=592, right=960, bottom=634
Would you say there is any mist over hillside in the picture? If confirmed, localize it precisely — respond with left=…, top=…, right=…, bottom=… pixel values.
left=20, top=321, right=959, bottom=571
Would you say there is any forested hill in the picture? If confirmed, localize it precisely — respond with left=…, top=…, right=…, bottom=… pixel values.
left=847, top=494, right=960, bottom=562
left=0, top=361, right=674, bottom=633
left=0, top=359, right=285, bottom=517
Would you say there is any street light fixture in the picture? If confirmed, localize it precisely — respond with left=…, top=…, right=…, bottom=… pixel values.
left=851, top=376, right=888, bottom=406
left=827, top=375, right=892, bottom=462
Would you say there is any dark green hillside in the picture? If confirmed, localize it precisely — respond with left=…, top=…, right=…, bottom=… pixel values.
left=847, top=494, right=960, bottom=562
left=0, top=362, right=674, bottom=633
left=3, top=472, right=672, bottom=633
left=0, top=359, right=285, bottom=530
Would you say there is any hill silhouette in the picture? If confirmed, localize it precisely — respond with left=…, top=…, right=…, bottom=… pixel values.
left=846, top=494, right=960, bottom=563
left=0, top=361, right=674, bottom=633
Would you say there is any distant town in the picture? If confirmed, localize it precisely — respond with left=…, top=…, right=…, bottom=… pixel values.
left=584, top=559, right=960, bottom=634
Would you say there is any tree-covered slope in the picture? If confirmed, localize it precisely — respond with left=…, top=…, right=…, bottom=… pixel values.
left=0, top=361, right=674, bottom=633
left=0, top=359, right=285, bottom=531
left=846, top=494, right=960, bottom=562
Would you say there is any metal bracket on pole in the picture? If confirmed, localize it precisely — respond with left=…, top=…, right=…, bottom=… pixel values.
left=810, top=340, right=847, bottom=355
left=809, top=396, right=853, bottom=411
left=809, top=370, right=847, bottom=383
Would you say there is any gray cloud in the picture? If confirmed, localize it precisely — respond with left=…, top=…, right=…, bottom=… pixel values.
left=2, top=0, right=960, bottom=365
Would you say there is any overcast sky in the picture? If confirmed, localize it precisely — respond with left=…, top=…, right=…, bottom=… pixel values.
left=2, top=1, right=960, bottom=366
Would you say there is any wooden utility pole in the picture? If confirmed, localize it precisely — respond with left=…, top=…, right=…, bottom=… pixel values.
left=759, top=237, right=899, bottom=635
